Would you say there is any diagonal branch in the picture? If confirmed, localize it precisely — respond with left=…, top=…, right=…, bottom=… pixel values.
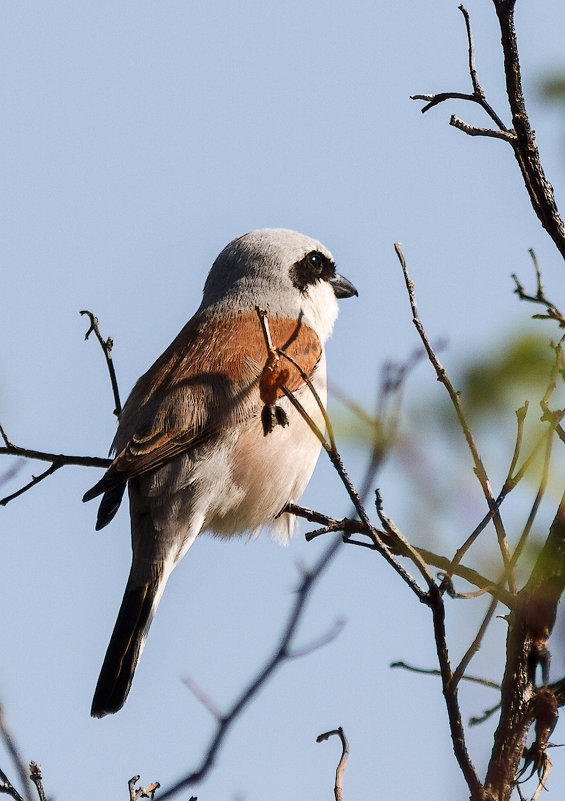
left=492, top=0, right=565, bottom=260
left=394, top=243, right=516, bottom=592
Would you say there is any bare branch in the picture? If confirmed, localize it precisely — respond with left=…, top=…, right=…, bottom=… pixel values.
left=81, top=310, right=122, bottom=417
left=415, top=2, right=565, bottom=260
left=316, top=727, right=349, bottom=801
left=0, top=706, right=32, bottom=801
left=513, top=251, right=565, bottom=328
left=412, top=5, right=510, bottom=136
left=395, top=243, right=516, bottom=592
left=390, top=660, right=501, bottom=691
left=181, top=677, right=223, bottom=722
left=485, top=492, right=565, bottom=799
left=0, top=461, right=63, bottom=507
left=0, top=772, right=24, bottom=801
left=157, top=531, right=345, bottom=799
left=452, top=596, right=499, bottom=688
left=257, top=308, right=430, bottom=603
left=286, top=617, right=345, bottom=659
left=0, top=429, right=111, bottom=506
left=450, top=115, right=515, bottom=142
left=287, top=503, right=517, bottom=608
left=427, top=584, right=483, bottom=798
left=28, top=763, right=46, bottom=801
left=127, top=775, right=161, bottom=801
left=469, top=702, right=503, bottom=727
left=492, top=0, right=565, bottom=260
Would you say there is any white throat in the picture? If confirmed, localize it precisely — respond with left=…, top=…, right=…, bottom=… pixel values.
left=300, top=280, right=340, bottom=342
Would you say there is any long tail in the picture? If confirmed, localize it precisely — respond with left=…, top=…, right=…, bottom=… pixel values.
left=91, top=576, right=166, bottom=717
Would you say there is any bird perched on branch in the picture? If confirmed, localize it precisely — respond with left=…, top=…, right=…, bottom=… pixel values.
left=84, top=227, right=357, bottom=717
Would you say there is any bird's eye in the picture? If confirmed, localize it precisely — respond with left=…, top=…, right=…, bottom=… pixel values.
left=290, top=250, right=334, bottom=293
left=308, top=252, right=322, bottom=271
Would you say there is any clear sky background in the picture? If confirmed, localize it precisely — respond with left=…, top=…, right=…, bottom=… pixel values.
left=3, top=2, right=565, bottom=799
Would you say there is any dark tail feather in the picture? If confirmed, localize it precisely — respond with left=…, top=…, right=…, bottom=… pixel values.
left=83, top=479, right=127, bottom=531
left=95, top=484, right=127, bottom=530
left=91, top=578, right=161, bottom=717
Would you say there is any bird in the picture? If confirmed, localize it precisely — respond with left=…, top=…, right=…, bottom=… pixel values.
left=83, top=227, right=357, bottom=717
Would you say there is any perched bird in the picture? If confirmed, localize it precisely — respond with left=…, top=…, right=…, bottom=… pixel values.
left=84, top=227, right=357, bottom=717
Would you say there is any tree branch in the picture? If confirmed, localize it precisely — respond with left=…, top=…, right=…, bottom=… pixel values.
left=492, top=0, right=565, bottom=260
left=0, top=426, right=111, bottom=506
left=485, top=490, right=565, bottom=800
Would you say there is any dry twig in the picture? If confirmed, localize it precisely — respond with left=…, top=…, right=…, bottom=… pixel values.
left=127, top=775, right=161, bottom=801
left=80, top=309, right=122, bottom=417
left=316, top=727, right=349, bottom=801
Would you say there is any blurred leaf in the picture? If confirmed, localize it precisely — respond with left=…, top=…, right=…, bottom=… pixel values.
left=459, top=332, right=555, bottom=420
left=540, top=73, right=565, bottom=102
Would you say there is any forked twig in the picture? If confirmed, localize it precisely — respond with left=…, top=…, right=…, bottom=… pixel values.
left=412, top=5, right=511, bottom=140
left=127, top=775, right=161, bottom=801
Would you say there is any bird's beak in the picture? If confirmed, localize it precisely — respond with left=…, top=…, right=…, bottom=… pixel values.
left=329, top=273, right=358, bottom=299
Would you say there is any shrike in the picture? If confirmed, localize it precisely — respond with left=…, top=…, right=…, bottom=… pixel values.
left=84, top=227, right=357, bottom=717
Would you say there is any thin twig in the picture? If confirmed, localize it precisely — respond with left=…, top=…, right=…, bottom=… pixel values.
left=395, top=242, right=516, bottom=592
left=278, top=349, right=336, bottom=452
left=182, top=677, right=223, bottom=722
left=28, top=763, right=46, bottom=801
left=0, top=461, right=63, bottom=506
left=316, top=727, right=349, bottom=801
left=450, top=115, right=515, bottom=141
left=390, top=661, right=501, bottom=691
left=412, top=5, right=510, bottom=136
left=81, top=310, right=122, bottom=417
left=0, top=768, right=25, bottom=801
left=157, top=531, right=345, bottom=799
left=452, top=596, right=499, bottom=688
left=287, top=617, right=345, bottom=659
left=287, top=503, right=517, bottom=608
left=254, top=307, right=430, bottom=603
left=0, top=706, right=32, bottom=801
left=428, top=584, right=483, bottom=798
left=512, top=251, right=565, bottom=327
left=128, top=775, right=161, bottom=801
left=469, top=701, right=503, bottom=727
left=0, top=432, right=111, bottom=506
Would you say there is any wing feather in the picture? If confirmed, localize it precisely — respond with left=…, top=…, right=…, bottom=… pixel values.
left=83, top=309, right=322, bottom=517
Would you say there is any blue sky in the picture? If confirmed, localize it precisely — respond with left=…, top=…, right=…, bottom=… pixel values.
left=2, top=2, right=565, bottom=799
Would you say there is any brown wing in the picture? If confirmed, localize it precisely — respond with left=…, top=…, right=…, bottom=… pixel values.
left=83, top=309, right=322, bottom=520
